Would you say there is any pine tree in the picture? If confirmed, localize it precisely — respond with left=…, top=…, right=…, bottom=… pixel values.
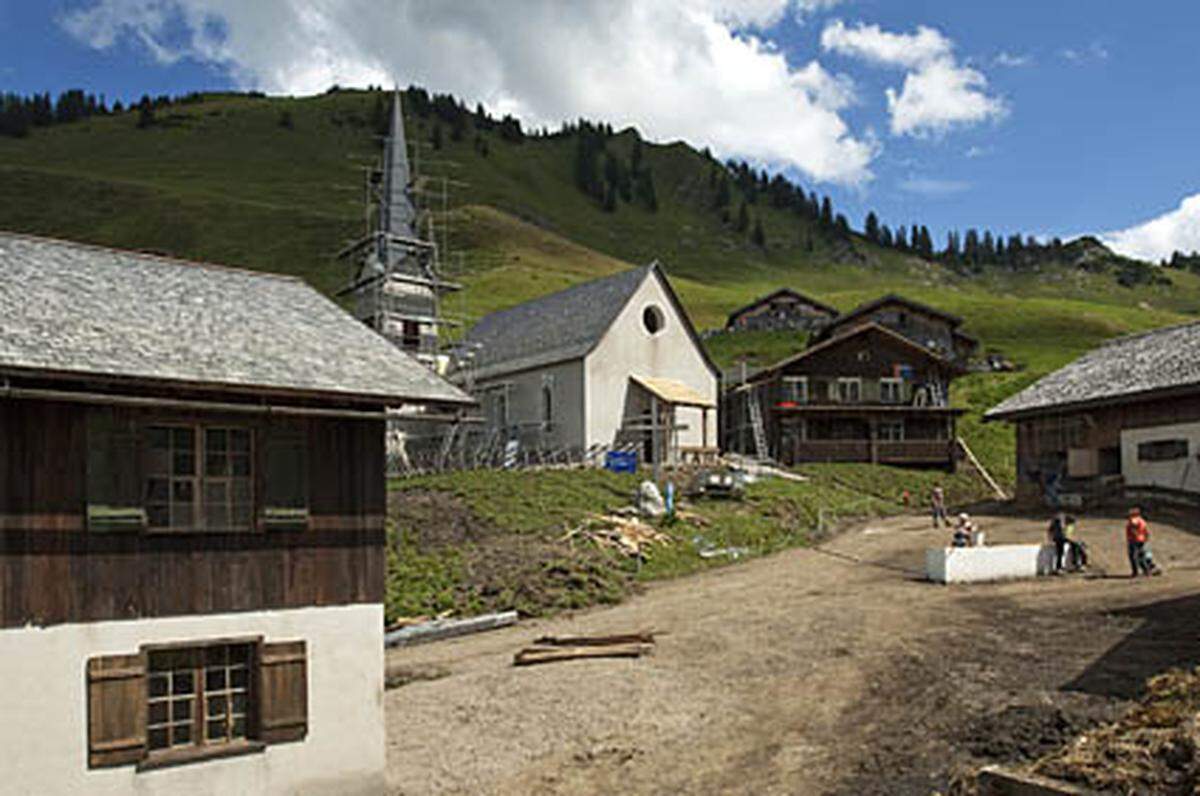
left=864, top=211, right=880, bottom=244
left=136, top=97, right=155, bottom=129
left=602, top=182, right=617, bottom=213
left=714, top=177, right=731, bottom=210
left=752, top=218, right=766, bottom=248
left=630, top=136, right=643, bottom=175
left=430, top=123, right=443, bottom=150
left=820, top=196, right=833, bottom=228
left=736, top=201, right=749, bottom=233
left=636, top=169, right=658, bottom=211
left=880, top=225, right=893, bottom=248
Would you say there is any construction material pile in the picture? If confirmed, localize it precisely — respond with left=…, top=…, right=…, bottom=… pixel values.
left=564, top=514, right=673, bottom=558
left=513, top=631, right=656, bottom=666
left=1031, top=667, right=1200, bottom=793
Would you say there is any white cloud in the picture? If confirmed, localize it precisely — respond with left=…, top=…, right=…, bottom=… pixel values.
left=964, top=145, right=993, bottom=158
left=58, top=0, right=877, bottom=185
left=993, top=51, right=1032, bottom=68
left=1103, top=194, right=1200, bottom=261
left=898, top=177, right=970, bottom=196
left=1061, top=40, right=1109, bottom=64
left=820, top=19, right=1006, bottom=138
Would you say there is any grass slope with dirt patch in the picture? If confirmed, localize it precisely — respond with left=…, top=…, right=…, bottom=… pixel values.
left=384, top=464, right=994, bottom=623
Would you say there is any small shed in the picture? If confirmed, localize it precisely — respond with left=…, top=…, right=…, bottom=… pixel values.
left=724, top=288, right=839, bottom=333
left=986, top=321, right=1200, bottom=506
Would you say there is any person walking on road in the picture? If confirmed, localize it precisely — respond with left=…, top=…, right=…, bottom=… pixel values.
left=1125, top=506, right=1159, bottom=577
left=931, top=485, right=948, bottom=529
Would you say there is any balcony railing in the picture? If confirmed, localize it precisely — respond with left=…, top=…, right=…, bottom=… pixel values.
left=786, top=439, right=954, bottom=465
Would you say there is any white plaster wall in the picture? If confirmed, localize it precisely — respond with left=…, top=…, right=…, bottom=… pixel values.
left=1, top=603, right=385, bottom=796
left=474, top=359, right=586, bottom=449
left=926, top=544, right=1055, bottom=583
left=1121, top=421, right=1200, bottom=493
left=585, top=273, right=718, bottom=449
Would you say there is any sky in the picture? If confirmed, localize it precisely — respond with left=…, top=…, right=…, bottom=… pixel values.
left=3, top=0, right=1200, bottom=261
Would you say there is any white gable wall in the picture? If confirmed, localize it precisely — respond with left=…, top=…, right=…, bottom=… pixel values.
left=585, top=272, right=717, bottom=450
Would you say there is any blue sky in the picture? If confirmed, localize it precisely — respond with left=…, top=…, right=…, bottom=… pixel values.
left=3, top=1, right=1199, bottom=260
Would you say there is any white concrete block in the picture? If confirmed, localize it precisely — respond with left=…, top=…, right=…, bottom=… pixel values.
left=926, top=544, right=1056, bottom=584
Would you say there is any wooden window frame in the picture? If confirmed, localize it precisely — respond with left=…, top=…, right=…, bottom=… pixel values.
left=138, top=636, right=265, bottom=772
left=879, top=378, right=904, bottom=405
left=837, top=378, right=862, bottom=405
left=782, top=376, right=808, bottom=404
left=1137, top=438, right=1189, bottom=462
left=144, top=423, right=255, bottom=533
left=877, top=420, right=905, bottom=442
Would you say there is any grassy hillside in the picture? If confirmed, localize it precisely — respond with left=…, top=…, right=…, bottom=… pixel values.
left=1, top=88, right=1197, bottom=481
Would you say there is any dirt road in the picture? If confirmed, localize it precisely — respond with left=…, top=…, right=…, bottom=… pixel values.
left=385, top=509, right=1200, bottom=795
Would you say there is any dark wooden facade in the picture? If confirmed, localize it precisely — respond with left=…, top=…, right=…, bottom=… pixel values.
left=1009, top=389, right=1200, bottom=506
left=724, top=324, right=963, bottom=468
left=813, top=295, right=977, bottom=363
left=725, top=288, right=838, bottom=333
left=0, top=392, right=386, bottom=630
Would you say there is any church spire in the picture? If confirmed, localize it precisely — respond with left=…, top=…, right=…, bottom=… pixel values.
left=380, top=87, right=417, bottom=245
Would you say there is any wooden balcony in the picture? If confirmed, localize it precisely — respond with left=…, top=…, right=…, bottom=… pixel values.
left=787, top=439, right=955, bottom=466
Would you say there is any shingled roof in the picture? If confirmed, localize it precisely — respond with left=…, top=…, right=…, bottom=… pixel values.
left=986, top=321, right=1200, bottom=420
left=461, top=263, right=655, bottom=379
left=0, top=233, right=471, bottom=405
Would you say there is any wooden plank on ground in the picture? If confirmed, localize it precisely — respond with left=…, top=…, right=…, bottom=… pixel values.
left=513, top=643, right=653, bottom=666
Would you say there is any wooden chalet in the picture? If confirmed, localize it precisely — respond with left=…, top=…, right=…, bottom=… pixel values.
left=809, top=293, right=978, bottom=364
left=987, top=321, right=1200, bottom=507
left=724, top=323, right=964, bottom=468
left=0, top=233, right=471, bottom=793
left=724, top=288, right=839, bottom=333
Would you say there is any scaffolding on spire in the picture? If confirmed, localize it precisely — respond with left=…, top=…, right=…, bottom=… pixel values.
left=337, top=87, right=460, bottom=371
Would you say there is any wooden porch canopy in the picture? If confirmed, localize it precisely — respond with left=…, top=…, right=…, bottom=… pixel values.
left=630, top=375, right=715, bottom=409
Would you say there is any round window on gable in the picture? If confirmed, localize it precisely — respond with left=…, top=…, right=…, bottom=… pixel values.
left=643, top=305, right=666, bottom=335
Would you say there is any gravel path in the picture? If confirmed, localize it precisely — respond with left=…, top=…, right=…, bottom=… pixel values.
left=385, top=509, right=1200, bottom=795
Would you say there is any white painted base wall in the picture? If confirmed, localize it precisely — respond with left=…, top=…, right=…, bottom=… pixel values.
left=0, top=603, right=386, bottom=796
left=1121, top=421, right=1200, bottom=494
left=926, top=544, right=1056, bottom=583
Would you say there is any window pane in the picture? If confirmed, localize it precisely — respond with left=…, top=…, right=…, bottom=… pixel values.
left=145, top=448, right=170, bottom=475
left=230, top=430, right=251, bottom=453
left=206, top=453, right=228, bottom=477
left=149, top=701, right=169, bottom=724
left=173, top=480, right=194, bottom=502
left=171, top=501, right=193, bottom=530
left=148, top=427, right=171, bottom=450
left=231, top=503, right=253, bottom=528
left=231, top=693, right=247, bottom=714
left=230, top=667, right=248, bottom=689
left=173, top=452, right=195, bottom=476
left=146, top=478, right=170, bottom=502
left=230, top=645, right=252, bottom=664
left=231, top=717, right=246, bottom=739
left=147, top=505, right=170, bottom=528
left=206, top=668, right=227, bottom=691
left=205, top=646, right=227, bottom=667
left=171, top=699, right=192, bottom=721
left=231, top=454, right=250, bottom=477
left=205, top=504, right=228, bottom=530
left=206, top=429, right=227, bottom=452
left=148, top=727, right=169, bottom=750
left=208, top=695, right=227, bottom=717
left=171, top=427, right=194, bottom=450
left=204, top=481, right=227, bottom=504
left=172, top=671, right=194, bottom=695
left=174, top=724, right=192, bottom=746
left=207, top=720, right=228, bottom=742
left=232, top=479, right=251, bottom=503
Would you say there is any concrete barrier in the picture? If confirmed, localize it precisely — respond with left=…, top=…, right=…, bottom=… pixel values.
left=926, top=544, right=1056, bottom=584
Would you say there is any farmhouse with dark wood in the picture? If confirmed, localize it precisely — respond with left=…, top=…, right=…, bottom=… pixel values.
left=0, top=233, right=470, bottom=793
left=723, top=322, right=964, bottom=468
left=724, top=287, right=839, bottom=333
left=809, top=293, right=978, bottom=364
left=986, top=321, right=1200, bottom=507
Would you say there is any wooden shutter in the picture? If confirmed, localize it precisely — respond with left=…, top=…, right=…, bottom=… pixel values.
left=258, top=640, right=308, bottom=744
left=85, top=407, right=146, bottom=531
left=87, top=653, right=147, bottom=768
left=261, top=421, right=309, bottom=531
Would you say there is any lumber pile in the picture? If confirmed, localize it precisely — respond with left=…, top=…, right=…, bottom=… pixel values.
left=513, top=631, right=657, bottom=666
left=563, top=514, right=673, bottom=557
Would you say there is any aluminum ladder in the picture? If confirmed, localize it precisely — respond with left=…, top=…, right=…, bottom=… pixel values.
left=747, top=393, right=770, bottom=461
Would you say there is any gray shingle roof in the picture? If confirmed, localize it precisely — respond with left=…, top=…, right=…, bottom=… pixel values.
left=986, top=320, right=1200, bottom=420
left=461, top=264, right=653, bottom=379
left=0, top=233, right=471, bottom=405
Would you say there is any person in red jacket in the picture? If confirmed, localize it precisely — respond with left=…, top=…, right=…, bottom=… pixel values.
left=1125, top=506, right=1156, bottom=577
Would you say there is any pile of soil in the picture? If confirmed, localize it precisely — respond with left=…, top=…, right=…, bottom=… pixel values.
left=389, top=490, right=634, bottom=619
left=965, top=704, right=1084, bottom=762
left=1033, top=667, right=1200, bottom=794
